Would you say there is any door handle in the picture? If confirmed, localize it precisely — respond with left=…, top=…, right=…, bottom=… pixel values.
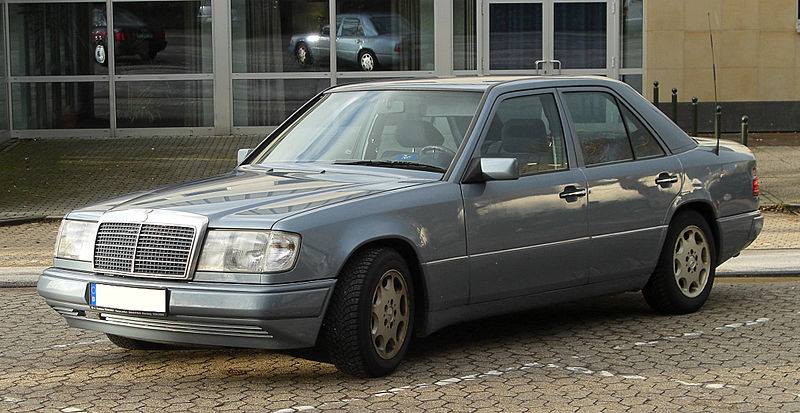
left=559, top=185, right=587, bottom=200
left=655, top=172, right=679, bottom=187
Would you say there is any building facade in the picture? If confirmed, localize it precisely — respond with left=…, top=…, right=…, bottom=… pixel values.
left=0, top=0, right=796, bottom=141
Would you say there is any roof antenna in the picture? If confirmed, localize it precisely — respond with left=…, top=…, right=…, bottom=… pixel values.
left=708, top=12, right=720, bottom=156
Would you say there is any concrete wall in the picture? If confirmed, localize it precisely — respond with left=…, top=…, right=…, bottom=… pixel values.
left=642, top=0, right=800, bottom=131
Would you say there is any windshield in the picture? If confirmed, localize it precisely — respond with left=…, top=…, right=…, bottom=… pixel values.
left=251, top=90, right=482, bottom=171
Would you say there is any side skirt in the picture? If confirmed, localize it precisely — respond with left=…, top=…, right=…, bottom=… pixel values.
left=418, top=275, right=650, bottom=337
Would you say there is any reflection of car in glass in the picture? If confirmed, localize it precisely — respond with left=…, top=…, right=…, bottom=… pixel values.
left=91, top=8, right=167, bottom=65
left=38, top=77, right=762, bottom=378
left=289, top=13, right=419, bottom=71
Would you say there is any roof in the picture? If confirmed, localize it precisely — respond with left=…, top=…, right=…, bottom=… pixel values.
left=328, top=75, right=629, bottom=93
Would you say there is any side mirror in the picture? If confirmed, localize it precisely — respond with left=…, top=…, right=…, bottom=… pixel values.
left=237, top=148, right=252, bottom=164
left=462, top=158, right=519, bottom=183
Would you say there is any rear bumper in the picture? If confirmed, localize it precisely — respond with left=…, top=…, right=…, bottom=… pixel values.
left=717, top=210, right=763, bottom=265
left=37, top=267, right=335, bottom=349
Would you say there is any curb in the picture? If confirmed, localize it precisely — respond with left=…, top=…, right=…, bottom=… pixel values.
left=0, top=267, right=46, bottom=288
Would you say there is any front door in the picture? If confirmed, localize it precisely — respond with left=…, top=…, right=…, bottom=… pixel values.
left=461, top=90, right=589, bottom=303
left=484, top=0, right=612, bottom=76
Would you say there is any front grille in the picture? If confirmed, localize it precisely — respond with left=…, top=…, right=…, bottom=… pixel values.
left=94, top=223, right=196, bottom=278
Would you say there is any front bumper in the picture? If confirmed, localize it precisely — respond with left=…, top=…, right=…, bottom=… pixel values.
left=37, top=267, right=336, bottom=349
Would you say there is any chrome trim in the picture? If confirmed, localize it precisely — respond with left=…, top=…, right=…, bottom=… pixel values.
left=96, top=313, right=273, bottom=339
left=655, top=176, right=679, bottom=185
left=591, top=225, right=666, bottom=239
left=93, top=210, right=209, bottom=280
left=423, top=255, right=468, bottom=266
left=469, top=237, right=590, bottom=259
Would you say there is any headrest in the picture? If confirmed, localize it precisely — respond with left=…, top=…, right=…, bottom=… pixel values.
left=501, top=119, right=547, bottom=153
left=394, top=120, right=445, bottom=148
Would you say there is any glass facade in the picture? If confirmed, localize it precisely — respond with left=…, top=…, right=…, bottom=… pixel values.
left=115, top=80, right=212, bottom=128
left=232, top=0, right=330, bottom=73
left=9, top=2, right=106, bottom=76
left=553, top=2, right=606, bottom=69
left=110, top=1, right=212, bottom=75
left=335, top=0, right=435, bottom=71
left=232, top=78, right=330, bottom=126
left=0, top=0, right=641, bottom=136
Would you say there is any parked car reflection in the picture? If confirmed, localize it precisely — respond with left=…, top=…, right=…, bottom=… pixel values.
left=289, top=13, right=423, bottom=71
left=92, top=8, right=167, bottom=65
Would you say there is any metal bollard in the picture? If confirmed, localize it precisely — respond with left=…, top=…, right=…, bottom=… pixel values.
left=715, top=105, right=722, bottom=142
left=741, top=115, right=749, bottom=146
left=671, top=88, right=678, bottom=122
left=653, top=81, right=659, bottom=107
left=691, top=97, right=698, bottom=136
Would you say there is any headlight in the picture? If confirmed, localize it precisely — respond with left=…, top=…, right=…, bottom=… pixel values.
left=197, top=230, right=300, bottom=273
left=55, top=220, right=99, bottom=261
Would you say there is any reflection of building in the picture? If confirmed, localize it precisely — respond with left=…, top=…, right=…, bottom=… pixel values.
left=0, top=0, right=797, bottom=141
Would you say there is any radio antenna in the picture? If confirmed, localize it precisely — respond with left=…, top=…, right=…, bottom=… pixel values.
left=708, top=12, right=720, bottom=155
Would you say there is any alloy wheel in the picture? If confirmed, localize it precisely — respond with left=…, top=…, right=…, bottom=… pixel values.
left=673, top=225, right=710, bottom=298
left=370, top=269, right=409, bottom=359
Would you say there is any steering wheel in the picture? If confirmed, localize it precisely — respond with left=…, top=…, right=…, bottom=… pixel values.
left=419, top=145, right=457, bottom=168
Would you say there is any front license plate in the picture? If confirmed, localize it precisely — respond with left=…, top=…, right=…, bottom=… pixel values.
left=90, top=283, right=167, bottom=315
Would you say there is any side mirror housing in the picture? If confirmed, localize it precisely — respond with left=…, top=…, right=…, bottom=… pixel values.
left=237, top=148, right=252, bottom=164
left=462, top=158, right=519, bottom=183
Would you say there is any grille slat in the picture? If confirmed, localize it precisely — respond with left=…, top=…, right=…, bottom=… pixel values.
left=94, top=222, right=195, bottom=278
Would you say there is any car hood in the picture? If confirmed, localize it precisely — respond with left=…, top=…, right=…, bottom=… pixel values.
left=67, top=165, right=435, bottom=229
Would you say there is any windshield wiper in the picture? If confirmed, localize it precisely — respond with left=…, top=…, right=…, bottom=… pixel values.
left=333, top=159, right=446, bottom=173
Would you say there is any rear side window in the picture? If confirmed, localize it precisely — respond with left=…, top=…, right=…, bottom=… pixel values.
left=480, top=93, right=568, bottom=176
left=562, top=92, right=633, bottom=166
left=619, top=104, right=665, bottom=159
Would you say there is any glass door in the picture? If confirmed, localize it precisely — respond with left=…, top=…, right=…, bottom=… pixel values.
left=485, top=0, right=544, bottom=73
left=484, top=0, right=612, bottom=76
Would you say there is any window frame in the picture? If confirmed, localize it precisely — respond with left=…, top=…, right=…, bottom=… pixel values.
left=557, top=86, right=668, bottom=168
left=472, top=88, right=573, bottom=178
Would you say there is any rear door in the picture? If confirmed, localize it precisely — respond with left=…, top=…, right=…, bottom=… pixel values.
left=559, top=88, right=682, bottom=284
left=461, top=90, right=589, bottom=303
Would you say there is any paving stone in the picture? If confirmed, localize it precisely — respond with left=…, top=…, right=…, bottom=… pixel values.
left=1, top=280, right=798, bottom=412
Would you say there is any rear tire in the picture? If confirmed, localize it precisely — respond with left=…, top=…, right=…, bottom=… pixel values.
left=106, top=333, right=171, bottom=350
left=643, top=211, right=716, bottom=314
left=321, top=248, right=414, bottom=377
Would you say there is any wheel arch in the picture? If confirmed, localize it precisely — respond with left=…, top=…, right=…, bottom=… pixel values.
left=339, top=236, right=429, bottom=335
left=668, top=201, right=721, bottom=261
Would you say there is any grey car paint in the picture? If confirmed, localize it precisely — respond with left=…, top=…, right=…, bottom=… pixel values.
left=39, top=76, right=762, bottom=351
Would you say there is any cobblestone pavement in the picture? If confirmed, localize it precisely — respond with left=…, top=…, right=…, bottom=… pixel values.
left=2, top=280, right=799, bottom=412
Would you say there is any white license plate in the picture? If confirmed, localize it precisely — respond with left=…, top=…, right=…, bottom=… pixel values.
left=90, top=283, right=167, bottom=315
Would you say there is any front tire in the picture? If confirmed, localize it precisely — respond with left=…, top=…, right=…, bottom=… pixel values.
left=321, top=248, right=414, bottom=377
left=643, top=211, right=716, bottom=314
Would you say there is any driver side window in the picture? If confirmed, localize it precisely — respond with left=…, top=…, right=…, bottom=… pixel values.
left=480, top=93, right=568, bottom=177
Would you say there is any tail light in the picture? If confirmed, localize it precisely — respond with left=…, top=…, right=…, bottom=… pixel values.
left=751, top=166, right=759, bottom=197
left=115, top=32, right=129, bottom=41
left=156, top=31, right=165, bottom=39
left=394, top=44, right=401, bottom=52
